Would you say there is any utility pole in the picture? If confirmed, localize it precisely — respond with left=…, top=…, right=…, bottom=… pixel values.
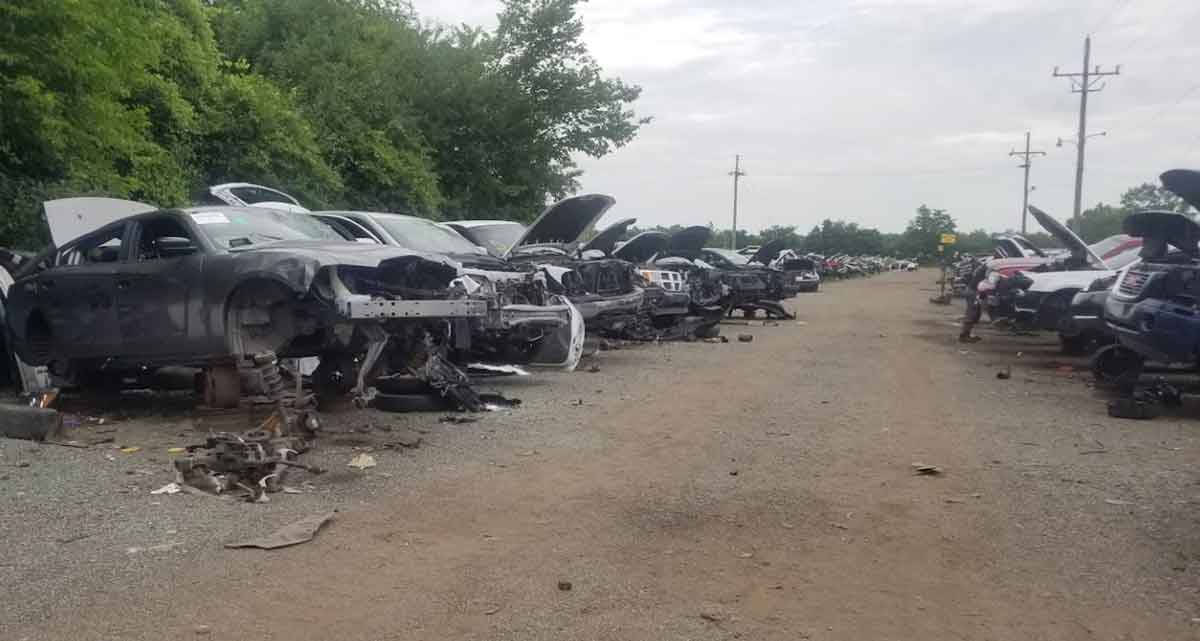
left=729, top=155, right=746, bottom=250
left=1054, top=35, right=1120, bottom=231
left=1009, top=132, right=1045, bottom=234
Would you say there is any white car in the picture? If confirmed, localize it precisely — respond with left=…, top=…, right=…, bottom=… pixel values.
left=1012, top=206, right=1142, bottom=332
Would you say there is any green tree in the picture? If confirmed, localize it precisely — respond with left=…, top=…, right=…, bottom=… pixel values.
left=897, top=205, right=956, bottom=259
left=1119, top=182, right=1192, bottom=213
left=759, top=225, right=802, bottom=249
left=954, top=229, right=993, bottom=255
left=488, top=0, right=650, bottom=219
left=0, top=0, right=338, bottom=248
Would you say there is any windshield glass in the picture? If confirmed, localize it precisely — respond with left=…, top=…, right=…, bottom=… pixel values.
left=371, top=214, right=481, bottom=254
left=190, top=208, right=343, bottom=249
left=704, top=248, right=749, bottom=266
left=462, top=223, right=525, bottom=255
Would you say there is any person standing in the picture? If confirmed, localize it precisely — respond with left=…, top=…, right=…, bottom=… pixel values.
left=959, top=261, right=986, bottom=343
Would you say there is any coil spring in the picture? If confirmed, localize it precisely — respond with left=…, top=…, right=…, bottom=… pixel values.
left=256, top=353, right=286, bottom=403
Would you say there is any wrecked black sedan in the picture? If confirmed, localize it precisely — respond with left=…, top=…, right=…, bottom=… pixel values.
left=4, top=204, right=484, bottom=406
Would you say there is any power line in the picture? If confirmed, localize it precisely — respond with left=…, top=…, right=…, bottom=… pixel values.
left=728, top=155, right=746, bottom=251
left=1009, top=132, right=1047, bottom=234
left=1053, top=35, right=1121, bottom=231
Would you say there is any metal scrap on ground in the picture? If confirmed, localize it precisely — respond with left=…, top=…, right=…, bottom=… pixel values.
left=225, top=512, right=335, bottom=550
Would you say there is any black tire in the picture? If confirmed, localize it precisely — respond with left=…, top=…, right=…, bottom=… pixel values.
left=1091, top=344, right=1144, bottom=390
left=375, top=375, right=432, bottom=395
left=371, top=392, right=451, bottom=413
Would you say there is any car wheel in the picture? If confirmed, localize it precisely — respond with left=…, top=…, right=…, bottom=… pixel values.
left=1091, top=344, right=1144, bottom=390
left=374, top=375, right=432, bottom=395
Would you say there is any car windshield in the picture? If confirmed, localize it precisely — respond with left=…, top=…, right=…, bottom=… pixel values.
left=371, top=214, right=482, bottom=254
left=704, top=248, right=749, bottom=266
left=190, top=208, right=344, bottom=249
left=462, top=223, right=525, bottom=255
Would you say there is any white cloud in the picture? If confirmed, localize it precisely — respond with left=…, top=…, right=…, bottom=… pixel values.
left=416, top=0, right=1200, bottom=234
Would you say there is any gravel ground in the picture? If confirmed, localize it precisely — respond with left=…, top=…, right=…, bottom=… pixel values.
left=3, top=271, right=1200, bottom=641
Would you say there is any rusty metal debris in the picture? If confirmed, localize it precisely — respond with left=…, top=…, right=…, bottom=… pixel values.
left=175, top=351, right=324, bottom=500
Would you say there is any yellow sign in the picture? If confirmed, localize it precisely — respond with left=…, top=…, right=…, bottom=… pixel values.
left=940, top=233, right=957, bottom=245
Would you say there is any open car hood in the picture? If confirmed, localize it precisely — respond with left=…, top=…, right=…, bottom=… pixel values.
left=1028, top=205, right=1105, bottom=268
left=506, top=194, right=615, bottom=257
left=1161, top=169, right=1200, bottom=212
left=614, top=231, right=668, bottom=264
left=667, top=226, right=712, bottom=257
left=1123, top=211, right=1200, bottom=259
left=582, top=217, right=637, bottom=256
left=749, top=239, right=785, bottom=265
left=43, top=197, right=157, bottom=246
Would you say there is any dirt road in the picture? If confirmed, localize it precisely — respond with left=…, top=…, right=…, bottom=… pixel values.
left=5, top=271, right=1200, bottom=640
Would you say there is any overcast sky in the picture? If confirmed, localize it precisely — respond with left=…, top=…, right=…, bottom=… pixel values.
left=416, top=0, right=1200, bottom=235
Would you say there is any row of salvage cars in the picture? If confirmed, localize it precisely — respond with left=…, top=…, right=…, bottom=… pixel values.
left=0, top=184, right=824, bottom=410
left=956, top=168, right=1200, bottom=396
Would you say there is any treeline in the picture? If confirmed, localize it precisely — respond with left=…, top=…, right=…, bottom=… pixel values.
left=0, top=0, right=646, bottom=249
left=659, top=180, right=1193, bottom=260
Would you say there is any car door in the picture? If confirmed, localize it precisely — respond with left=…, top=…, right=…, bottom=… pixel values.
left=115, top=215, right=205, bottom=358
left=38, top=224, right=128, bottom=359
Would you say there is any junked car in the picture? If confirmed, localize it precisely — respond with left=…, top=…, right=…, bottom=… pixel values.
left=978, top=222, right=1142, bottom=321
left=447, top=195, right=646, bottom=338
left=195, top=182, right=311, bottom=213
left=1099, top=169, right=1200, bottom=383
left=4, top=201, right=485, bottom=406
left=1010, top=205, right=1142, bottom=347
left=770, top=248, right=821, bottom=294
left=651, top=227, right=793, bottom=319
left=313, top=210, right=584, bottom=370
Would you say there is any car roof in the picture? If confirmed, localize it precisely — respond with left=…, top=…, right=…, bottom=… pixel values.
left=448, top=220, right=524, bottom=228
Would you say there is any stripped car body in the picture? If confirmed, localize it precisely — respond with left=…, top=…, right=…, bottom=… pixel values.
left=4, top=200, right=484, bottom=404
left=768, top=247, right=821, bottom=294
left=314, top=210, right=583, bottom=370
left=656, top=227, right=794, bottom=319
left=448, top=195, right=646, bottom=338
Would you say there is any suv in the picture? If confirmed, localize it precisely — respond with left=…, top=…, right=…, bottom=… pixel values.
left=1101, top=169, right=1200, bottom=378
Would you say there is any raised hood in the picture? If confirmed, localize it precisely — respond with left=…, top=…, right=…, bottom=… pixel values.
left=668, top=226, right=712, bottom=257
left=614, top=231, right=668, bottom=264
left=506, top=194, right=615, bottom=257
left=582, top=217, right=637, bottom=256
left=1123, top=211, right=1200, bottom=259
left=1028, top=205, right=1105, bottom=267
left=44, top=197, right=157, bottom=246
left=1161, top=169, right=1200, bottom=212
left=749, top=239, right=785, bottom=265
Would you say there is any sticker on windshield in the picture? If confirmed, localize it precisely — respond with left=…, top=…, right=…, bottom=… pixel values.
left=191, top=212, right=230, bottom=225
